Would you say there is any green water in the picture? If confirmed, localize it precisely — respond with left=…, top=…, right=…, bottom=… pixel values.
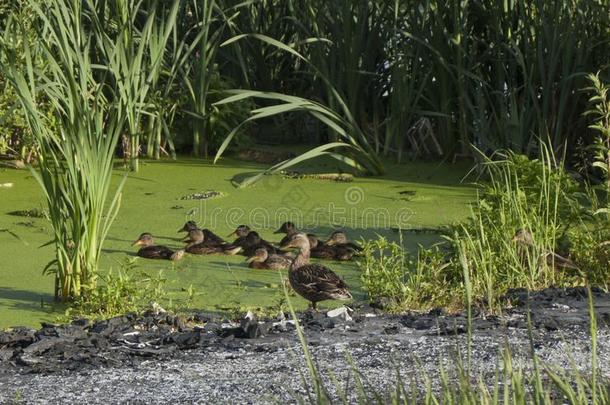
left=0, top=157, right=475, bottom=328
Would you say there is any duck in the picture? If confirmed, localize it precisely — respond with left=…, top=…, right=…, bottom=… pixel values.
left=132, top=233, right=184, bottom=261
left=178, top=221, right=225, bottom=245
left=274, top=221, right=322, bottom=248
left=280, top=233, right=352, bottom=310
left=308, top=234, right=357, bottom=261
left=241, top=231, right=280, bottom=256
left=227, top=225, right=252, bottom=248
left=228, top=225, right=278, bottom=255
left=325, top=230, right=362, bottom=252
left=512, top=228, right=578, bottom=270
left=246, top=247, right=292, bottom=270
left=184, top=229, right=242, bottom=255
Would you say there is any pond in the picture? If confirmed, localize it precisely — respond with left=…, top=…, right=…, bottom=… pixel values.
left=0, top=157, right=475, bottom=328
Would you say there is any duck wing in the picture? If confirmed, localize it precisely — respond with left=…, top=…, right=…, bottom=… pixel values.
left=311, top=245, right=336, bottom=259
left=265, top=254, right=292, bottom=270
left=289, top=264, right=352, bottom=301
left=186, top=243, right=224, bottom=255
left=333, top=245, right=356, bottom=261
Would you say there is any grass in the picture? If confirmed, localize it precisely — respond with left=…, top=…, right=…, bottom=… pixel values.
left=288, top=269, right=609, bottom=403
left=0, top=155, right=474, bottom=328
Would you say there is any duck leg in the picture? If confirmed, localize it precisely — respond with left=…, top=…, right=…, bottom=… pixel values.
left=311, top=301, right=317, bottom=311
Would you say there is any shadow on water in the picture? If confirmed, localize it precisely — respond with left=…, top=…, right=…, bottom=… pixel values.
left=0, top=288, right=62, bottom=322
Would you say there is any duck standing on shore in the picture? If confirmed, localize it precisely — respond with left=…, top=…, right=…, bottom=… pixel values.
left=280, top=233, right=352, bottom=310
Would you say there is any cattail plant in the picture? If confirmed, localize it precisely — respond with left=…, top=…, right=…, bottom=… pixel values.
left=0, top=0, right=163, bottom=300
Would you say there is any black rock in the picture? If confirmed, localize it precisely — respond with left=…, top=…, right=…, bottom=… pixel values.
left=171, top=331, right=201, bottom=349
left=0, top=327, right=36, bottom=348
left=383, top=325, right=399, bottom=335
left=412, top=317, right=435, bottom=330
left=71, top=318, right=90, bottom=328
left=202, top=322, right=221, bottom=333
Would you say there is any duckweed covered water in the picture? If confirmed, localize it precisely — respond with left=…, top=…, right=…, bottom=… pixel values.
left=0, top=157, right=475, bottom=328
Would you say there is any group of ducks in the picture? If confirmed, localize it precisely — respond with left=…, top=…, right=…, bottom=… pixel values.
left=131, top=221, right=361, bottom=309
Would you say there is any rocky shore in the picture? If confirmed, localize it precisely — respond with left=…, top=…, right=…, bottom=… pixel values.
left=1, top=287, right=609, bottom=403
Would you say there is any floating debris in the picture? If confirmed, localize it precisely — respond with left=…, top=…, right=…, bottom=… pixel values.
left=8, top=208, right=49, bottom=219
left=0, top=182, right=14, bottom=188
left=238, top=148, right=295, bottom=164
left=391, top=226, right=450, bottom=234
left=179, top=190, right=225, bottom=201
left=280, top=171, right=354, bottom=182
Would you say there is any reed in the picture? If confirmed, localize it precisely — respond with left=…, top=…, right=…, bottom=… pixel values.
left=0, top=0, right=166, bottom=300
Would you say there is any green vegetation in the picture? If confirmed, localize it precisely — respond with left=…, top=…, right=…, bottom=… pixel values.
left=0, top=158, right=474, bottom=328
left=360, top=146, right=610, bottom=313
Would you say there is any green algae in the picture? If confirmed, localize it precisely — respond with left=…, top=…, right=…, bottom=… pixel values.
left=0, top=157, right=475, bottom=328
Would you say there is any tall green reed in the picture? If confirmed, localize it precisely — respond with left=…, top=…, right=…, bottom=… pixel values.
left=0, top=0, right=164, bottom=300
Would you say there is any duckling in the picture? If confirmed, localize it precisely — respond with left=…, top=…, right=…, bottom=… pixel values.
left=274, top=221, right=322, bottom=247
left=184, top=229, right=241, bottom=255
left=132, top=233, right=184, bottom=261
left=178, top=221, right=225, bottom=245
left=246, top=247, right=292, bottom=270
left=280, top=233, right=352, bottom=310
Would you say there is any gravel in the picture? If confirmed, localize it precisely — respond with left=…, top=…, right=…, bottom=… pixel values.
left=0, top=287, right=609, bottom=404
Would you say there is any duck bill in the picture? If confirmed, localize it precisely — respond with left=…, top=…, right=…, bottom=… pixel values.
left=279, top=244, right=293, bottom=251
left=131, top=239, right=144, bottom=247
left=227, top=231, right=237, bottom=237
left=325, top=239, right=336, bottom=246
left=273, top=228, right=283, bottom=234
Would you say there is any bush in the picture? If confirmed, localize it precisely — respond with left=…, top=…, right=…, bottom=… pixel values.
left=360, top=236, right=458, bottom=311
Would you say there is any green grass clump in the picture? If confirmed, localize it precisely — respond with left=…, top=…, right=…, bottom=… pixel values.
left=60, top=258, right=171, bottom=321
left=360, top=237, right=457, bottom=311
left=360, top=147, right=609, bottom=312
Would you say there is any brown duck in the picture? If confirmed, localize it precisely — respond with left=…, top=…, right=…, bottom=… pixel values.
left=184, top=229, right=241, bottom=255
left=280, top=233, right=352, bottom=310
left=228, top=225, right=278, bottom=255
left=512, top=228, right=578, bottom=270
left=178, top=221, right=225, bottom=245
left=274, top=221, right=322, bottom=248
left=246, top=247, right=292, bottom=270
left=132, top=233, right=184, bottom=261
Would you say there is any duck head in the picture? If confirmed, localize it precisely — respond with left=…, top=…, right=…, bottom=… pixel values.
left=326, top=230, right=348, bottom=246
left=280, top=233, right=310, bottom=251
left=228, top=225, right=251, bottom=238
left=274, top=221, right=296, bottom=235
left=132, top=233, right=154, bottom=247
left=512, top=228, right=534, bottom=246
left=178, top=221, right=198, bottom=233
